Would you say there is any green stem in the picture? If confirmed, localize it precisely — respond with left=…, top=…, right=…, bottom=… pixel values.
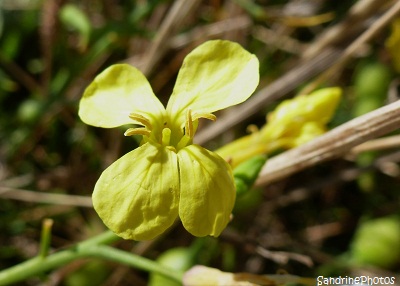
left=85, top=245, right=183, bottom=282
left=0, top=245, right=88, bottom=285
left=0, top=230, right=182, bottom=285
left=39, top=218, right=53, bottom=258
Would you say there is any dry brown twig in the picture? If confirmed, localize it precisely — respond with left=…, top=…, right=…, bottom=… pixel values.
left=169, top=16, right=252, bottom=49
left=0, top=186, right=92, bottom=207
left=255, top=99, right=400, bottom=187
left=141, top=0, right=202, bottom=75
left=0, top=54, right=41, bottom=94
left=39, top=0, right=61, bottom=97
left=302, top=0, right=394, bottom=59
left=255, top=246, right=314, bottom=268
left=350, top=135, right=400, bottom=154
left=303, top=0, right=400, bottom=93
left=252, top=25, right=306, bottom=55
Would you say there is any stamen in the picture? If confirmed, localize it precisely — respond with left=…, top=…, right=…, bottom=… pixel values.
left=166, top=146, right=177, bottom=153
left=192, top=112, right=217, bottom=122
left=246, top=124, right=259, bottom=133
left=185, top=109, right=193, bottom=138
left=129, top=113, right=152, bottom=129
left=177, top=134, right=191, bottom=150
left=124, top=127, right=151, bottom=137
left=162, top=128, right=172, bottom=146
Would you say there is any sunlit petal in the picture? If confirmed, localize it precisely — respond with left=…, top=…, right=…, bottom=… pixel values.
left=166, top=40, right=259, bottom=128
left=79, top=64, right=166, bottom=128
left=178, top=145, right=236, bottom=237
left=92, top=142, right=179, bottom=240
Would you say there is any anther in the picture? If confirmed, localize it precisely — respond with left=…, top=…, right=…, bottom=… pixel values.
left=185, top=109, right=193, bottom=138
left=177, top=134, right=191, bottom=150
left=192, top=112, right=217, bottom=122
left=246, top=124, right=259, bottom=133
left=129, top=113, right=152, bottom=129
left=124, top=127, right=151, bottom=137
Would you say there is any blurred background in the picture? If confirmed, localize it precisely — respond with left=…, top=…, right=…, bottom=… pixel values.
left=0, top=0, right=400, bottom=285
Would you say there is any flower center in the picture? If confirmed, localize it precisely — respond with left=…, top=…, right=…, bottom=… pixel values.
left=124, top=109, right=216, bottom=152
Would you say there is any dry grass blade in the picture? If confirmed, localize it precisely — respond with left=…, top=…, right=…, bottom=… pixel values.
left=39, top=0, right=61, bottom=97
left=304, top=0, right=400, bottom=93
left=169, top=16, right=252, bottom=49
left=351, top=135, right=400, bottom=154
left=0, top=187, right=92, bottom=207
left=255, top=99, right=400, bottom=187
left=252, top=25, right=306, bottom=55
left=0, top=54, right=41, bottom=94
left=255, top=246, right=313, bottom=267
left=141, top=0, right=202, bottom=75
left=303, top=0, right=393, bottom=59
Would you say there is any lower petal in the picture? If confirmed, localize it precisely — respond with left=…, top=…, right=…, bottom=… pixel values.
left=92, top=142, right=179, bottom=240
left=177, top=145, right=236, bottom=237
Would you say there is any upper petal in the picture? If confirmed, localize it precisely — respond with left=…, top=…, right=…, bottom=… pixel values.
left=79, top=64, right=166, bottom=128
left=177, top=145, right=236, bottom=237
left=92, top=142, right=179, bottom=240
left=166, top=40, right=259, bottom=126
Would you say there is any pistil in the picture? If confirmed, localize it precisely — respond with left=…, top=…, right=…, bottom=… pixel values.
left=162, top=128, right=172, bottom=146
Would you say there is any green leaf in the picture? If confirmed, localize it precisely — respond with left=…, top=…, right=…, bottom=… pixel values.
left=59, top=4, right=91, bottom=51
left=149, top=247, right=193, bottom=286
left=233, top=155, right=267, bottom=196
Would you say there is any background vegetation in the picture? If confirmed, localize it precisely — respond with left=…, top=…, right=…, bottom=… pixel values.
left=1, top=0, right=400, bottom=285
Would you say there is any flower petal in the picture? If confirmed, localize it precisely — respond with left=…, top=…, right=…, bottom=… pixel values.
left=79, top=64, right=165, bottom=128
left=178, top=145, right=236, bottom=237
left=92, top=142, right=179, bottom=240
left=262, top=87, right=342, bottom=140
left=166, top=40, right=259, bottom=126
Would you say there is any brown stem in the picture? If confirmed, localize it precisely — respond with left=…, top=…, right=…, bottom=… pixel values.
left=255, top=99, right=400, bottom=186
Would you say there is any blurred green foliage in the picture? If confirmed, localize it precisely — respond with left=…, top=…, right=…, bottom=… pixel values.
left=1, top=0, right=400, bottom=285
left=350, top=216, right=400, bottom=269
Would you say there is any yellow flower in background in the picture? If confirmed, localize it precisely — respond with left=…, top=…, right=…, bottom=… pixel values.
left=261, top=87, right=341, bottom=143
left=79, top=40, right=259, bottom=240
left=386, top=18, right=400, bottom=73
left=216, top=87, right=342, bottom=167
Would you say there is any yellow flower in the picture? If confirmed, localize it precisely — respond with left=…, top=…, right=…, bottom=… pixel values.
left=78, top=40, right=259, bottom=240
left=216, top=87, right=342, bottom=167
left=386, top=18, right=400, bottom=73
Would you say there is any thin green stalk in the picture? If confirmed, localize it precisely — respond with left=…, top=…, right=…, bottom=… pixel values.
left=39, top=218, right=53, bottom=258
left=0, top=244, right=88, bottom=285
left=84, top=245, right=184, bottom=282
left=0, top=230, right=181, bottom=285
